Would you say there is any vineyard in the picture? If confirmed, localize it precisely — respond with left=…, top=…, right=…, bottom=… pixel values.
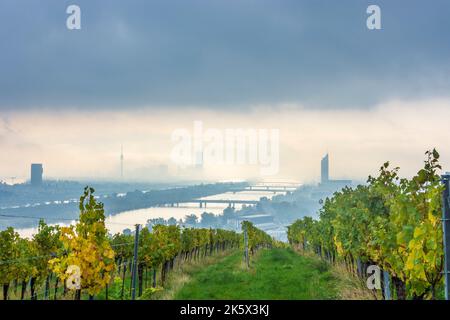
left=2, top=150, right=447, bottom=300
left=287, top=149, right=444, bottom=299
left=0, top=187, right=274, bottom=300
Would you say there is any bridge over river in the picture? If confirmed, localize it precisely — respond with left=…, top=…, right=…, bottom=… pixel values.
left=161, top=199, right=259, bottom=208
left=161, top=183, right=300, bottom=208
left=229, top=185, right=297, bottom=193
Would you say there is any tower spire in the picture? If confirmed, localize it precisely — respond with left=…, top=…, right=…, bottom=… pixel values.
left=120, top=145, right=124, bottom=180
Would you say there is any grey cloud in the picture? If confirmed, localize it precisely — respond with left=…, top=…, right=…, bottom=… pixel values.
left=0, top=0, right=449, bottom=111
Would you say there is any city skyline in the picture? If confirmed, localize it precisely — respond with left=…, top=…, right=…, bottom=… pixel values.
left=2, top=99, right=450, bottom=183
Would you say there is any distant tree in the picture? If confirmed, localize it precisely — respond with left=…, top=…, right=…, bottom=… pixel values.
left=221, top=207, right=236, bottom=225
left=147, top=218, right=167, bottom=229
left=239, top=205, right=256, bottom=215
left=167, top=217, right=177, bottom=226
left=200, top=212, right=218, bottom=227
left=256, top=197, right=270, bottom=211
left=184, top=214, right=198, bottom=226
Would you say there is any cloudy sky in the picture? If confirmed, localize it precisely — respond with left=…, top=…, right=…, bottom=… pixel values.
left=1, top=0, right=450, bottom=182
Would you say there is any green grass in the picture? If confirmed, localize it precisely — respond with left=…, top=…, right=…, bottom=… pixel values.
left=174, top=248, right=339, bottom=300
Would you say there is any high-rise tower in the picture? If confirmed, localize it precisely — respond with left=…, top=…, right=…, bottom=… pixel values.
left=319, top=153, right=352, bottom=188
left=30, top=163, right=43, bottom=186
left=321, top=154, right=329, bottom=183
left=195, top=150, right=203, bottom=169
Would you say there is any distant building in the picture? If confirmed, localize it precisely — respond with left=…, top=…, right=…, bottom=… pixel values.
left=30, top=163, right=43, bottom=186
left=321, top=154, right=329, bottom=183
left=194, top=151, right=203, bottom=169
left=319, top=154, right=352, bottom=188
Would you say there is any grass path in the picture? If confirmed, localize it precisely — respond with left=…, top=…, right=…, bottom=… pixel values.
left=174, top=248, right=340, bottom=299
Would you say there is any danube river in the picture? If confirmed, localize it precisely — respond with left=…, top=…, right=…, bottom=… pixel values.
left=17, top=188, right=291, bottom=238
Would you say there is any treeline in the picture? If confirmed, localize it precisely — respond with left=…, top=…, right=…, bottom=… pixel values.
left=145, top=206, right=238, bottom=230
left=288, top=149, right=444, bottom=299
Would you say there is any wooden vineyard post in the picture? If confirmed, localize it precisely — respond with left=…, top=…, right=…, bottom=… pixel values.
left=244, top=222, right=249, bottom=268
left=441, top=174, right=450, bottom=300
left=383, top=270, right=391, bottom=300
left=131, top=224, right=140, bottom=300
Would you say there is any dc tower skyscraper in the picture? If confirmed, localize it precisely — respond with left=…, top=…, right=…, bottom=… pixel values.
left=30, top=163, right=43, bottom=186
left=321, top=154, right=329, bottom=184
left=319, top=153, right=352, bottom=188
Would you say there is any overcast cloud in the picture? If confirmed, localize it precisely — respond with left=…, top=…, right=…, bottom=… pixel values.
left=0, top=0, right=449, bottom=111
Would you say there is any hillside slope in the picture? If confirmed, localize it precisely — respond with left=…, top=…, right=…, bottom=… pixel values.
left=174, top=248, right=341, bottom=300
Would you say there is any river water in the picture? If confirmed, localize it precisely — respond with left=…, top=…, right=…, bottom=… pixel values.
left=16, top=188, right=291, bottom=238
